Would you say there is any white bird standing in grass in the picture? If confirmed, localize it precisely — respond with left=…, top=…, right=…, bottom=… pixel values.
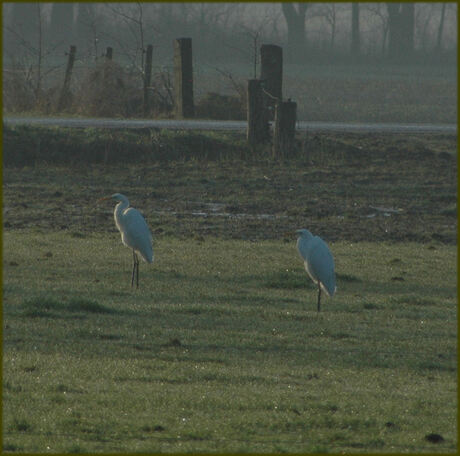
left=296, top=228, right=336, bottom=311
left=99, top=193, right=153, bottom=288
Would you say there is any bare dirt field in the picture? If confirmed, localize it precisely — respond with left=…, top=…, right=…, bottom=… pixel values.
left=3, top=130, right=457, bottom=245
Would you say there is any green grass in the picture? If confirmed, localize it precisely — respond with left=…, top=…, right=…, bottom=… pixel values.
left=3, top=230, right=457, bottom=453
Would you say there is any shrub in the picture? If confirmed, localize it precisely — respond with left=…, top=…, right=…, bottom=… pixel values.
left=195, top=92, right=246, bottom=120
left=74, top=61, right=135, bottom=117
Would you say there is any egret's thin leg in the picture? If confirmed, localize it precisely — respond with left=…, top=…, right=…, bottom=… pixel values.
left=135, top=253, right=139, bottom=288
left=131, top=250, right=136, bottom=288
left=317, top=282, right=322, bottom=312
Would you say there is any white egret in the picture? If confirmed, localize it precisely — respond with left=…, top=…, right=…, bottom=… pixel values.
left=296, top=228, right=336, bottom=311
left=99, top=193, right=153, bottom=288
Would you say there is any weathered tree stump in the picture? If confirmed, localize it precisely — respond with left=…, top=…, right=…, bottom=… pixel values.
left=57, top=45, right=76, bottom=111
left=272, top=99, right=297, bottom=158
left=247, top=79, right=270, bottom=146
left=260, top=44, right=283, bottom=119
left=173, top=38, right=194, bottom=118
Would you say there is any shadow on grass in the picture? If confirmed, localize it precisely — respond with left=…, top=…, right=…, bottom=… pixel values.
left=21, top=297, right=117, bottom=318
left=229, top=271, right=362, bottom=292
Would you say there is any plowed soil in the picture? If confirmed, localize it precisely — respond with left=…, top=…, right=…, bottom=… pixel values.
left=3, top=131, right=457, bottom=244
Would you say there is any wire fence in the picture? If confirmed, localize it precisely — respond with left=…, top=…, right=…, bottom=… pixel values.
left=2, top=61, right=242, bottom=113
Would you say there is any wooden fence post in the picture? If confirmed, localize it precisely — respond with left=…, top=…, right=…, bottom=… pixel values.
left=260, top=44, right=283, bottom=119
left=104, top=47, right=113, bottom=83
left=272, top=99, right=297, bottom=158
left=173, top=38, right=194, bottom=118
left=105, top=46, right=113, bottom=60
left=247, top=79, right=270, bottom=146
left=143, top=44, right=153, bottom=116
left=57, top=45, right=76, bottom=111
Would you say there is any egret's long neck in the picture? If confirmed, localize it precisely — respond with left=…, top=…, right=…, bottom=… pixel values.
left=114, top=200, right=129, bottom=226
left=299, top=230, right=313, bottom=243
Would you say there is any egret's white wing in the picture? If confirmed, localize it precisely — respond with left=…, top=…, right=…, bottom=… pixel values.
left=308, top=237, right=336, bottom=296
left=121, top=208, right=153, bottom=263
left=297, top=236, right=310, bottom=263
left=300, top=236, right=336, bottom=296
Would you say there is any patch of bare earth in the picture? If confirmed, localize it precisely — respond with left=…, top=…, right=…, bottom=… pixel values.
left=3, top=133, right=457, bottom=244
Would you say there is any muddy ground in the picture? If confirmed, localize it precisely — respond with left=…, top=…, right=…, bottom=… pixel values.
left=3, top=131, right=457, bottom=244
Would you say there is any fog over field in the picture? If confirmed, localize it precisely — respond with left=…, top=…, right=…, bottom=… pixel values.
left=3, top=3, right=457, bottom=454
left=3, top=3, right=457, bottom=122
left=3, top=3, right=458, bottom=62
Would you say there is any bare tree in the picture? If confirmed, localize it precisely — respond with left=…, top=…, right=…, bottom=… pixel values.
left=386, top=3, right=415, bottom=61
left=435, top=3, right=447, bottom=53
left=49, top=3, right=75, bottom=51
left=75, top=4, right=100, bottom=61
left=3, top=4, right=64, bottom=111
left=104, top=3, right=150, bottom=73
left=351, top=3, right=360, bottom=58
left=35, top=3, right=43, bottom=97
left=267, top=8, right=283, bottom=43
left=365, top=3, right=390, bottom=56
left=8, top=3, right=39, bottom=51
left=240, top=25, right=264, bottom=78
left=317, top=3, right=338, bottom=51
left=415, top=3, right=435, bottom=53
left=281, top=3, right=309, bottom=59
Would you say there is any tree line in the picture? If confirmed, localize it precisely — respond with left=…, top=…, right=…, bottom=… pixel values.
left=4, top=2, right=457, bottom=68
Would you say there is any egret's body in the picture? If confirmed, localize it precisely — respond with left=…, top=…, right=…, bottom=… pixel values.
left=101, top=193, right=153, bottom=288
left=296, top=228, right=336, bottom=311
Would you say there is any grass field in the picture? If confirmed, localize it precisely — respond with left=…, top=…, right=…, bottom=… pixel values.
left=3, top=128, right=457, bottom=453
left=3, top=232, right=457, bottom=453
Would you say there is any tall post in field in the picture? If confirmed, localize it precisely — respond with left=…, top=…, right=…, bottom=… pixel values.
left=247, top=79, right=270, bottom=146
left=272, top=99, right=297, bottom=158
left=143, top=44, right=153, bottom=116
left=173, top=38, right=194, bottom=118
left=105, top=46, right=113, bottom=60
left=260, top=44, right=283, bottom=119
left=57, top=44, right=76, bottom=110
left=104, top=47, right=113, bottom=83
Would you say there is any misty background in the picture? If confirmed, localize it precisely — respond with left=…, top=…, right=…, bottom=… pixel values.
left=3, top=2, right=457, bottom=122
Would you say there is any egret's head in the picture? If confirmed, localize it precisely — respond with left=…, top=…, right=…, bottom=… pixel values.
left=296, top=228, right=312, bottom=238
left=111, top=193, right=127, bottom=202
left=97, top=193, right=128, bottom=204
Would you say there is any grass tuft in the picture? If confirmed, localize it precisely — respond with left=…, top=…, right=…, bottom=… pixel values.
left=363, top=302, right=380, bottom=310
left=22, top=297, right=64, bottom=318
left=3, top=443, right=23, bottom=452
left=66, top=299, right=115, bottom=314
left=23, top=297, right=63, bottom=311
left=336, top=273, right=362, bottom=283
left=66, top=445, right=87, bottom=453
left=9, top=418, right=32, bottom=432
left=391, top=295, right=437, bottom=307
left=21, top=296, right=115, bottom=317
left=264, top=270, right=310, bottom=289
left=70, top=232, right=86, bottom=238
